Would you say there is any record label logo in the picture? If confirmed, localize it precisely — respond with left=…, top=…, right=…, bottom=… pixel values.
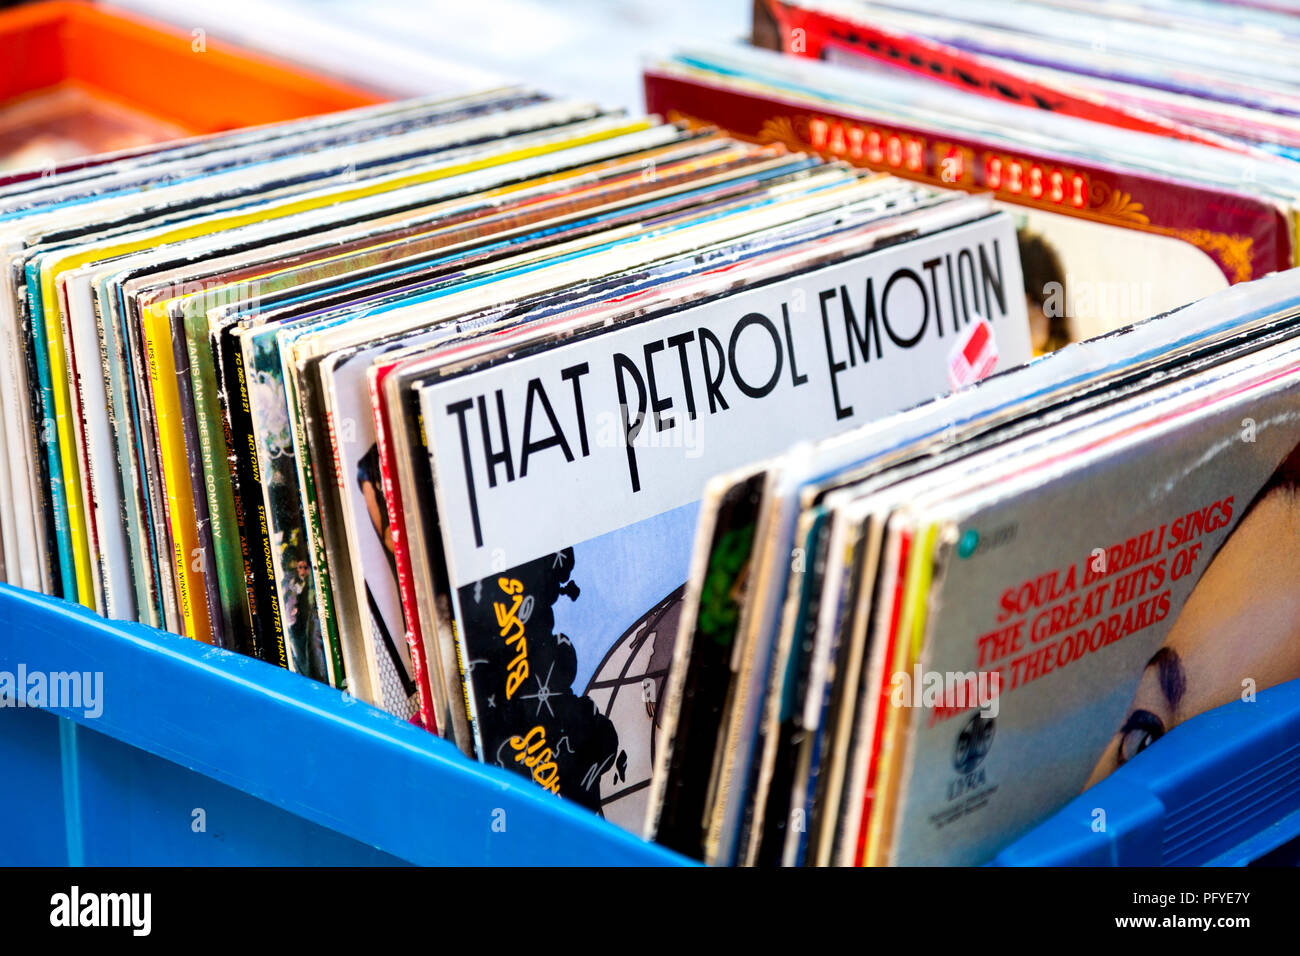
left=946, top=713, right=997, bottom=806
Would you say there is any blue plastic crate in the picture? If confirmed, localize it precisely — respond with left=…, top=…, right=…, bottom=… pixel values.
left=1, top=582, right=1296, bottom=866
left=992, top=676, right=1300, bottom=866
left=0, top=584, right=687, bottom=866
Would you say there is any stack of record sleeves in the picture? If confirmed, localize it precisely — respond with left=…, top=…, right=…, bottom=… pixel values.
left=633, top=0, right=1300, bottom=865
left=649, top=269, right=1300, bottom=864
left=0, top=87, right=1035, bottom=842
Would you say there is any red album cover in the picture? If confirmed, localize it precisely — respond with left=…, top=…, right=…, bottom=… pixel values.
left=750, top=0, right=1242, bottom=152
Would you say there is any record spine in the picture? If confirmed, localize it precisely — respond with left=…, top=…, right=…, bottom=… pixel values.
left=36, top=262, right=95, bottom=607
left=23, top=266, right=76, bottom=601
left=92, top=285, right=143, bottom=621
left=367, top=366, right=439, bottom=733
left=186, top=311, right=255, bottom=653
left=7, top=264, right=56, bottom=595
left=57, top=284, right=108, bottom=617
left=123, top=285, right=181, bottom=634
left=171, top=306, right=232, bottom=649
left=215, top=356, right=266, bottom=659
left=285, top=352, right=346, bottom=688
left=142, top=301, right=214, bottom=643
left=221, top=331, right=288, bottom=668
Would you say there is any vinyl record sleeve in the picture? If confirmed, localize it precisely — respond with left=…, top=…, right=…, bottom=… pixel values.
left=703, top=267, right=1300, bottom=863
left=414, top=211, right=1029, bottom=829
left=817, top=497, right=888, bottom=866
left=763, top=0, right=1300, bottom=117
left=774, top=291, right=1300, bottom=864
left=289, top=162, right=899, bottom=700
left=297, top=142, right=794, bottom=719
left=0, top=252, right=47, bottom=592
left=745, top=504, right=836, bottom=866
left=753, top=0, right=1286, bottom=150
left=216, top=317, right=289, bottom=667
left=275, top=143, right=801, bottom=696
left=777, top=502, right=860, bottom=867
left=374, top=182, right=987, bottom=749
left=645, top=464, right=769, bottom=850
left=862, top=515, right=932, bottom=866
left=796, top=316, right=1300, bottom=862
left=761, top=0, right=1300, bottom=157
left=881, top=335, right=1300, bottom=864
left=221, top=131, right=729, bottom=681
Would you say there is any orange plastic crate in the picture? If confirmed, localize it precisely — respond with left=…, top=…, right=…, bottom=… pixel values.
left=0, top=0, right=387, bottom=161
